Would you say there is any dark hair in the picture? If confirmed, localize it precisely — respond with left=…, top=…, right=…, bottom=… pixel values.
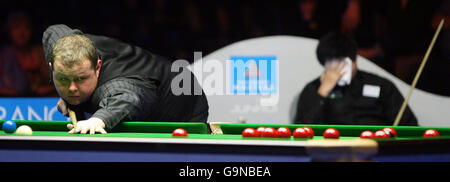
left=316, top=32, right=358, bottom=65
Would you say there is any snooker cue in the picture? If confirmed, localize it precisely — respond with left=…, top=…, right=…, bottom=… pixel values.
left=68, top=109, right=78, bottom=131
left=393, top=19, right=444, bottom=126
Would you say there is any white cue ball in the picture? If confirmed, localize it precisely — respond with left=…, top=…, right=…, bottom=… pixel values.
left=15, top=125, right=33, bottom=135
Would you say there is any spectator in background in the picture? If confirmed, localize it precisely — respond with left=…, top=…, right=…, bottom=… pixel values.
left=432, top=0, right=450, bottom=60
left=422, top=0, right=450, bottom=96
left=174, top=0, right=205, bottom=61
left=378, top=0, right=440, bottom=82
left=0, top=12, right=31, bottom=96
left=0, top=36, right=30, bottom=96
left=336, top=0, right=448, bottom=96
left=298, top=0, right=319, bottom=38
left=215, top=5, right=232, bottom=48
left=339, top=0, right=386, bottom=70
left=283, top=0, right=320, bottom=38
left=0, top=12, right=56, bottom=97
left=340, top=0, right=361, bottom=34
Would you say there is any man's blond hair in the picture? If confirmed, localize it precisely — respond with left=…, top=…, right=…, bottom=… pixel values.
left=52, top=34, right=98, bottom=69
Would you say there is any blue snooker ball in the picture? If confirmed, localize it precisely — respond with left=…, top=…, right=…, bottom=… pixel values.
left=2, top=120, right=17, bottom=133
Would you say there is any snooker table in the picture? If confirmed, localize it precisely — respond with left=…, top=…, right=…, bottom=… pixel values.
left=1, top=120, right=450, bottom=162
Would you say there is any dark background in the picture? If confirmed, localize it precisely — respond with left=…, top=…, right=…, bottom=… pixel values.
left=1, top=0, right=450, bottom=96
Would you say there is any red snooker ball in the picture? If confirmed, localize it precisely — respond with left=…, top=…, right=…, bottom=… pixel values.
left=256, top=127, right=266, bottom=137
left=293, top=128, right=310, bottom=138
left=360, top=131, right=374, bottom=138
left=172, top=128, right=188, bottom=137
left=374, top=130, right=389, bottom=138
left=242, top=128, right=258, bottom=137
left=423, top=129, right=440, bottom=137
left=261, top=127, right=277, bottom=138
left=383, top=127, right=397, bottom=137
left=277, top=127, right=291, bottom=138
left=323, top=128, right=340, bottom=139
left=303, top=127, right=314, bottom=138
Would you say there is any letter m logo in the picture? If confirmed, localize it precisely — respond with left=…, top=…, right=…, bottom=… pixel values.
left=229, top=56, right=278, bottom=95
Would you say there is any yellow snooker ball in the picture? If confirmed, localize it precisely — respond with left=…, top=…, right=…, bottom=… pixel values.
left=15, top=125, right=33, bottom=135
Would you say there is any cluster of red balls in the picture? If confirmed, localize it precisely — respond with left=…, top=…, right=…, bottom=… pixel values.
left=359, top=127, right=440, bottom=139
left=242, top=126, right=319, bottom=138
left=174, top=127, right=440, bottom=139
left=359, top=127, right=397, bottom=139
left=242, top=127, right=289, bottom=138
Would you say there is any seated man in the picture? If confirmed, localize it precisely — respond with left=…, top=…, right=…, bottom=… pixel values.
left=293, top=32, right=417, bottom=126
left=42, top=24, right=209, bottom=134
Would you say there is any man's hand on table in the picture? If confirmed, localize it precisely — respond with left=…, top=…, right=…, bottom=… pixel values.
left=67, top=117, right=107, bottom=135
